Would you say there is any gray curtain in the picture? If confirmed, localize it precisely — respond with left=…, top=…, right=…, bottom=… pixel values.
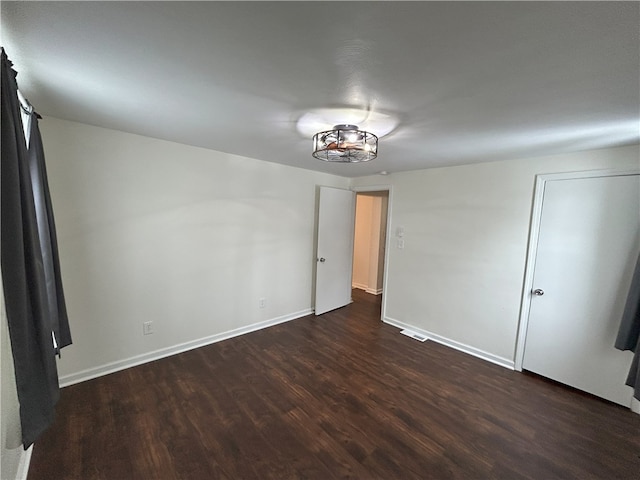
left=1, top=49, right=72, bottom=448
left=615, top=252, right=640, bottom=401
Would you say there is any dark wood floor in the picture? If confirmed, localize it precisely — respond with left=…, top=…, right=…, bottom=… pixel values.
left=29, top=290, right=640, bottom=479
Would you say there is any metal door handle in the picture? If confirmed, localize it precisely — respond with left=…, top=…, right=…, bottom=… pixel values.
left=318, top=257, right=326, bottom=263
left=532, top=288, right=544, bottom=296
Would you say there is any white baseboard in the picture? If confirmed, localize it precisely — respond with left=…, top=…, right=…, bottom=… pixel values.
left=383, top=316, right=515, bottom=370
left=352, top=284, right=383, bottom=295
left=16, top=446, right=33, bottom=480
left=59, top=309, right=313, bottom=387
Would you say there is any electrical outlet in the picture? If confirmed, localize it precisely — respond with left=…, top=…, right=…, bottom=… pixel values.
left=143, top=321, right=154, bottom=335
left=397, top=238, right=405, bottom=249
left=259, top=298, right=266, bottom=308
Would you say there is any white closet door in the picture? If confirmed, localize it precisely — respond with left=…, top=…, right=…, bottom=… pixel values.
left=523, top=174, right=639, bottom=406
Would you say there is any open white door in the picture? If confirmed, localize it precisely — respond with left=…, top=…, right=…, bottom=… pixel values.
left=315, top=186, right=355, bottom=315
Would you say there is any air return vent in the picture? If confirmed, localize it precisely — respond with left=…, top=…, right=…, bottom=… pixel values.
left=400, top=329, right=428, bottom=342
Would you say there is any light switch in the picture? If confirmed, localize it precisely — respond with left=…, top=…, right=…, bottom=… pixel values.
left=396, top=226, right=405, bottom=237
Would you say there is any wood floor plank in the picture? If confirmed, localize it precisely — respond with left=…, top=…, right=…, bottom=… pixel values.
left=28, top=289, right=640, bottom=479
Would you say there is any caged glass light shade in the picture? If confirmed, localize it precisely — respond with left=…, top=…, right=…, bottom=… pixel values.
left=312, top=124, right=378, bottom=163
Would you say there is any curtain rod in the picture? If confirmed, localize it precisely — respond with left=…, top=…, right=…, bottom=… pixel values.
left=17, top=88, right=41, bottom=118
left=17, top=88, right=33, bottom=114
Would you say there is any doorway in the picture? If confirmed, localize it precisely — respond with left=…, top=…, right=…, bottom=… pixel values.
left=352, top=190, right=390, bottom=319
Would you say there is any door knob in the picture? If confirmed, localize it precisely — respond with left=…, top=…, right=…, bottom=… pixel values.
left=532, top=288, right=544, bottom=296
left=318, top=257, right=326, bottom=263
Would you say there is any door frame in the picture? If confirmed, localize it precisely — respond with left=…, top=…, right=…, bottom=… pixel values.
left=514, top=168, right=640, bottom=372
left=352, top=185, right=393, bottom=321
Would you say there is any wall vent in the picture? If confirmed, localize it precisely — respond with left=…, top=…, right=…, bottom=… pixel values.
left=400, top=329, right=428, bottom=342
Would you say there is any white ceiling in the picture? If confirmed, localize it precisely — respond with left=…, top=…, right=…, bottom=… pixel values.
left=2, top=1, right=639, bottom=177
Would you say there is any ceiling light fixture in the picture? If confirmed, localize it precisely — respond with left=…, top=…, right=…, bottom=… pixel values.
left=312, top=124, right=378, bottom=163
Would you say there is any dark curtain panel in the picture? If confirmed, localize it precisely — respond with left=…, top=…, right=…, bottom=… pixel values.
left=1, top=50, right=72, bottom=448
left=615, top=252, right=640, bottom=400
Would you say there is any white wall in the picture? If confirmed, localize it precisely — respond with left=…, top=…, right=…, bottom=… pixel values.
left=374, top=196, right=388, bottom=292
left=40, top=118, right=348, bottom=382
left=353, top=193, right=388, bottom=294
left=1, top=274, right=30, bottom=480
left=352, top=195, right=374, bottom=290
left=352, top=145, right=640, bottom=365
